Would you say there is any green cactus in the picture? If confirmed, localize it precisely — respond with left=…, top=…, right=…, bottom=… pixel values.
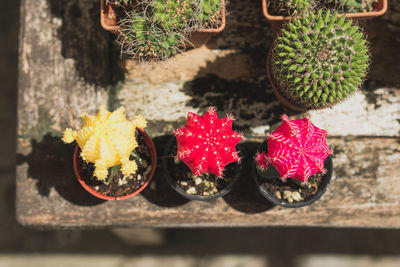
left=197, top=0, right=222, bottom=27
left=277, top=0, right=316, bottom=16
left=151, top=0, right=197, bottom=30
left=118, top=13, right=185, bottom=60
left=270, top=10, right=369, bottom=109
left=117, top=0, right=224, bottom=60
left=334, top=0, right=376, bottom=13
left=151, top=0, right=221, bottom=31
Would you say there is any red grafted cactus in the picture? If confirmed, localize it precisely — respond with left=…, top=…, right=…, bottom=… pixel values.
left=174, top=107, right=242, bottom=177
left=255, top=115, right=332, bottom=182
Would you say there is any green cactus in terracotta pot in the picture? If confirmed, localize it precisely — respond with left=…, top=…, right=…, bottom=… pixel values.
left=117, top=0, right=224, bottom=60
left=269, top=10, right=369, bottom=109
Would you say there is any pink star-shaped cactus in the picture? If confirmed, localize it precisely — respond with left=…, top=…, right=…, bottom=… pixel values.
left=174, top=107, right=242, bottom=177
left=255, top=115, right=332, bottom=182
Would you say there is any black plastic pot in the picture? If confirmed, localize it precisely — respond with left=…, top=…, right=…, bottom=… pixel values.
left=253, top=140, right=333, bottom=208
left=162, top=136, right=241, bottom=201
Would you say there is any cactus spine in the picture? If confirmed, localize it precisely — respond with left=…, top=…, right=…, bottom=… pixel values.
left=118, top=13, right=184, bottom=60
left=277, top=0, right=316, bottom=15
left=334, top=0, right=376, bottom=13
left=270, top=10, right=369, bottom=109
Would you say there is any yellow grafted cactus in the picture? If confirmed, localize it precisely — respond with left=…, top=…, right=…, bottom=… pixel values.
left=62, top=105, right=147, bottom=181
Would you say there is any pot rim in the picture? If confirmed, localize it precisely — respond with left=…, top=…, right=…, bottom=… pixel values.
left=73, top=128, right=157, bottom=201
left=262, top=0, right=388, bottom=21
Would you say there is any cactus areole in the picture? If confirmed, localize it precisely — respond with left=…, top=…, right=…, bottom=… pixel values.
left=255, top=115, right=332, bottom=183
left=174, top=107, right=242, bottom=177
left=270, top=10, right=369, bottom=109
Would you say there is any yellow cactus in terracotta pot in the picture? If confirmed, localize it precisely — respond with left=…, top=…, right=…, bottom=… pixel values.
left=62, top=105, right=147, bottom=181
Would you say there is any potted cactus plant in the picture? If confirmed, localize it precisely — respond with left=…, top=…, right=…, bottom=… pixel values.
left=101, top=0, right=226, bottom=60
left=262, top=0, right=388, bottom=23
left=162, top=107, right=243, bottom=201
left=253, top=115, right=333, bottom=208
left=267, top=10, right=369, bottom=111
left=62, top=105, right=157, bottom=200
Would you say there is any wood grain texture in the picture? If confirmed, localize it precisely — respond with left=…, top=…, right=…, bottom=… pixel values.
left=16, top=0, right=400, bottom=228
left=16, top=136, right=400, bottom=228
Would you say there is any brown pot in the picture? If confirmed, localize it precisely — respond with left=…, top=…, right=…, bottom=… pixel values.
left=73, top=128, right=157, bottom=201
left=262, top=0, right=388, bottom=32
left=100, top=0, right=226, bottom=46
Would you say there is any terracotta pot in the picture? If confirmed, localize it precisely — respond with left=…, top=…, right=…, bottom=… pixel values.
left=73, top=128, right=157, bottom=200
left=100, top=0, right=226, bottom=43
left=162, top=136, right=241, bottom=201
left=253, top=140, right=333, bottom=208
left=262, top=0, right=388, bottom=32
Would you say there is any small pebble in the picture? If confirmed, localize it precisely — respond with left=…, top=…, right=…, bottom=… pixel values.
left=194, top=177, right=202, bottom=185
left=150, top=181, right=156, bottom=190
left=186, top=187, right=196, bottom=195
left=95, top=186, right=100, bottom=191
left=292, top=192, right=303, bottom=202
left=213, top=187, right=218, bottom=193
left=141, top=161, right=148, bottom=168
left=287, top=197, right=294, bottom=203
left=203, top=192, right=210, bottom=196
left=299, top=188, right=302, bottom=193
left=181, top=181, right=188, bottom=186
left=118, top=179, right=127, bottom=186
left=137, top=174, right=142, bottom=181
left=283, top=190, right=292, bottom=200
left=275, top=191, right=282, bottom=200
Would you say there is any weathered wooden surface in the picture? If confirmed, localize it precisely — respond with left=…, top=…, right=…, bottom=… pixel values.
left=17, top=0, right=400, bottom=228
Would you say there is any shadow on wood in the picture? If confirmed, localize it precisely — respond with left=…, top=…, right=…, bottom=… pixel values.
left=17, top=134, right=105, bottom=206
left=182, top=72, right=288, bottom=131
left=140, top=134, right=190, bottom=207
left=48, top=0, right=124, bottom=87
left=223, top=141, right=275, bottom=213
